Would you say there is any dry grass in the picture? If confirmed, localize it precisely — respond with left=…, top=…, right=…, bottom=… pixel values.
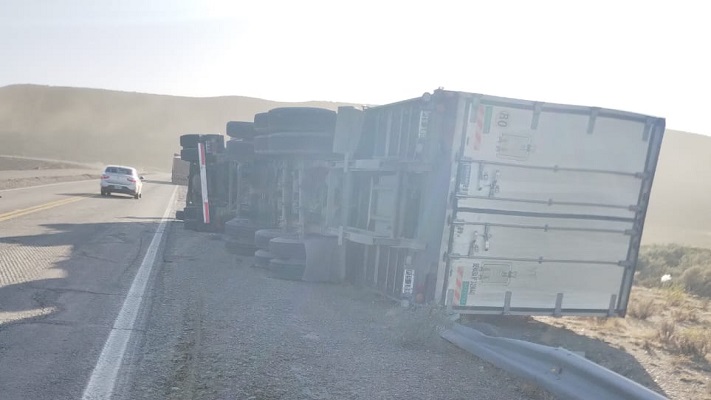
left=641, top=339, right=656, bottom=356
left=589, top=316, right=625, bottom=330
left=532, top=283, right=711, bottom=399
left=674, top=328, right=711, bottom=358
left=701, top=297, right=710, bottom=312
left=671, top=308, right=700, bottom=323
left=656, top=320, right=676, bottom=344
left=665, top=285, right=687, bottom=307
left=629, top=298, right=657, bottom=320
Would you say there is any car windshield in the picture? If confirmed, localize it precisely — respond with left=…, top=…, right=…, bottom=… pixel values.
left=105, top=167, right=133, bottom=175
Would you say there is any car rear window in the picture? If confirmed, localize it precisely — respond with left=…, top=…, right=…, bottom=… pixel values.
left=105, top=167, right=134, bottom=175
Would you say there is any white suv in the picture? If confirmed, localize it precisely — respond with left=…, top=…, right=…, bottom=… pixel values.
left=100, top=165, right=144, bottom=199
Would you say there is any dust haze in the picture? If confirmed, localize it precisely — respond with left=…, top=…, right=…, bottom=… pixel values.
left=0, top=84, right=708, bottom=247
left=0, top=84, right=351, bottom=172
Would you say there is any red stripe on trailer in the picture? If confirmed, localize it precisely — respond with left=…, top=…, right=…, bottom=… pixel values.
left=203, top=201, right=210, bottom=224
left=453, top=266, right=464, bottom=304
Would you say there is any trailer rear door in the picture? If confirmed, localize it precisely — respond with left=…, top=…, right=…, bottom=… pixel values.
left=444, top=94, right=665, bottom=316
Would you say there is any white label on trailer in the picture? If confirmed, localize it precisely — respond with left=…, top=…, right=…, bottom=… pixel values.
left=402, top=269, right=415, bottom=295
left=198, top=142, right=210, bottom=224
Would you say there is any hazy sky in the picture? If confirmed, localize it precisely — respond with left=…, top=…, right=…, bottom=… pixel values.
left=1, top=0, right=708, bottom=134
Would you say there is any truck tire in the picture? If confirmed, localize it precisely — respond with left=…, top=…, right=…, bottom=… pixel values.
left=254, top=249, right=276, bottom=268
left=261, top=132, right=334, bottom=156
left=253, top=112, right=269, bottom=133
left=183, top=206, right=202, bottom=220
left=253, top=134, right=270, bottom=154
left=269, top=258, right=306, bottom=281
left=181, top=148, right=199, bottom=162
left=269, top=236, right=306, bottom=260
left=254, top=229, right=283, bottom=250
left=226, top=121, right=256, bottom=139
left=202, top=134, right=225, bottom=153
left=180, top=134, right=200, bottom=148
left=267, top=107, right=337, bottom=133
left=175, top=210, right=185, bottom=220
left=225, top=238, right=257, bottom=256
left=226, top=139, right=255, bottom=159
left=224, top=217, right=258, bottom=244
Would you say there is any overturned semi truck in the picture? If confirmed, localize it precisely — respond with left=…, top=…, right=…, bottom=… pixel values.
left=180, top=89, right=665, bottom=317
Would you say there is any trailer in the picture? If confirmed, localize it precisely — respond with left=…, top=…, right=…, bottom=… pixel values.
left=175, top=134, right=232, bottom=231
left=211, top=89, right=664, bottom=317
left=171, top=153, right=190, bottom=186
left=325, top=90, right=665, bottom=317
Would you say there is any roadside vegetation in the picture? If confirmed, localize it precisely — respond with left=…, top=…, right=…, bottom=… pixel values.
left=636, top=244, right=711, bottom=297
left=532, top=244, right=711, bottom=398
left=629, top=245, right=711, bottom=363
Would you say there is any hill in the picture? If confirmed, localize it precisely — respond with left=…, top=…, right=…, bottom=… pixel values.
left=643, top=130, right=711, bottom=247
left=0, top=84, right=350, bottom=171
left=1, top=84, right=709, bottom=247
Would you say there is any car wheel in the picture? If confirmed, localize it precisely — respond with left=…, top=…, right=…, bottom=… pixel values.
left=100, top=190, right=105, bottom=196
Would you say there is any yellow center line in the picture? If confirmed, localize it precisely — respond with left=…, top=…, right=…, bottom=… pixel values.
left=0, top=197, right=85, bottom=222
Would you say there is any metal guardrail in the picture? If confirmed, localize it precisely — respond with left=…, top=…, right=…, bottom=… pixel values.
left=440, top=323, right=667, bottom=400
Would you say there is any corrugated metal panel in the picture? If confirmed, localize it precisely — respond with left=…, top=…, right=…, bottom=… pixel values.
left=442, top=92, right=665, bottom=315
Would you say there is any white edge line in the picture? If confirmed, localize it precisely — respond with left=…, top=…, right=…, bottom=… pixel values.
left=81, top=186, right=177, bottom=400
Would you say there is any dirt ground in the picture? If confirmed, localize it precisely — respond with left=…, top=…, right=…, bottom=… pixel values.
left=121, top=216, right=549, bottom=400
left=463, top=286, right=711, bottom=400
left=0, top=156, right=100, bottom=190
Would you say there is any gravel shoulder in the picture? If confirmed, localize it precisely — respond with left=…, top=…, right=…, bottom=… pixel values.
left=122, top=221, right=547, bottom=400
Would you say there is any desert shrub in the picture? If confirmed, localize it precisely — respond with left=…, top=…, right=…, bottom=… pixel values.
left=656, top=320, right=675, bottom=344
left=636, top=244, right=687, bottom=286
left=636, top=245, right=711, bottom=296
left=681, top=265, right=711, bottom=298
left=674, top=328, right=711, bottom=358
left=628, top=298, right=657, bottom=320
